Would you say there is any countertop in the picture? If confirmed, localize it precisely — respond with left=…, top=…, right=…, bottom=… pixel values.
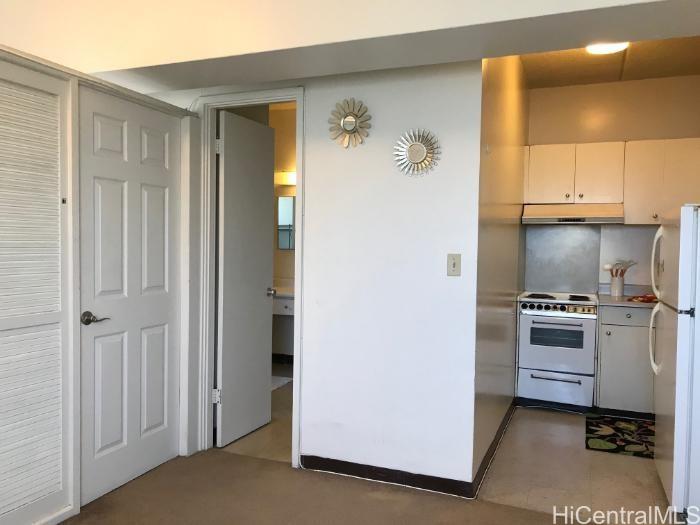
left=598, top=294, right=657, bottom=309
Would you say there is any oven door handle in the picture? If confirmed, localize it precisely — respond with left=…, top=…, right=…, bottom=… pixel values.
left=530, top=374, right=582, bottom=385
left=531, top=320, right=584, bottom=328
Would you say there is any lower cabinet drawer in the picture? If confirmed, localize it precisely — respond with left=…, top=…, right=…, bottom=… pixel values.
left=517, top=368, right=594, bottom=407
left=600, top=306, right=652, bottom=327
left=273, top=297, right=294, bottom=316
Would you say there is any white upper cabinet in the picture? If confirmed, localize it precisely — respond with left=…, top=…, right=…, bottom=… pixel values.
left=624, top=140, right=664, bottom=224
left=662, top=138, right=700, bottom=220
left=527, top=138, right=700, bottom=215
left=574, top=142, right=624, bottom=203
left=527, top=144, right=575, bottom=203
left=625, top=138, right=700, bottom=224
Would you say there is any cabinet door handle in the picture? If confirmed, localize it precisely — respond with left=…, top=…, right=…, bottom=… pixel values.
left=605, top=330, right=612, bottom=336
left=578, top=193, right=584, bottom=199
left=565, top=193, right=570, bottom=199
left=530, top=374, right=582, bottom=385
left=652, top=213, right=659, bottom=219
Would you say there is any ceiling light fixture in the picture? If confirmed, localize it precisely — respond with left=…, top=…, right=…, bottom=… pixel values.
left=585, top=42, right=629, bottom=55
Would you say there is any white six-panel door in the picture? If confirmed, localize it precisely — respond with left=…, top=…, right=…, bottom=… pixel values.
left=79, top=87, right=180, bottom=504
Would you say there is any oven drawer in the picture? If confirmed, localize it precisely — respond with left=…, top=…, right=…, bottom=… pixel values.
left=517, top=368, right=594, bottom=407
left=518, top=315, right=596, bottom=374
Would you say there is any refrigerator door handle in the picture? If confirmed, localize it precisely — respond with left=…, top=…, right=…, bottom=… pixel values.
left=651, top=225, right=664, bottom=298
left=649, top=302, right=661, bottom=376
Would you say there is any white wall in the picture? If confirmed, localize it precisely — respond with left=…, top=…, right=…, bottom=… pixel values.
left=299, top=63, right=483, bottom=481
left=0, top=1, right=663, bottom=73
left=529, top=75, right=700, bottom=144
left=472, top=56, right=528, bottom=477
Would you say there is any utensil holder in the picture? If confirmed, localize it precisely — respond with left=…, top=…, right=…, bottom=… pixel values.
left=611, top=276, right=624, bottom=297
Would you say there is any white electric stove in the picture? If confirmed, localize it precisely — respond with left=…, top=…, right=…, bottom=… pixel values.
left=516, top=291, right=599, bottom=408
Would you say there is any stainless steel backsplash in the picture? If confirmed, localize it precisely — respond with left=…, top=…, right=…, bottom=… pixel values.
left=524, top=225, right=600, bottom=293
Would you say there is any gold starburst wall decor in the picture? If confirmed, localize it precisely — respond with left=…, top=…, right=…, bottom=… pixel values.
left=393, top=129, right=440, bottom=175
left=328, top=98, right=371, bottom=148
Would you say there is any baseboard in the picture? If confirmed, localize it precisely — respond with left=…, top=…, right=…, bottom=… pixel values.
left=514, top=398, right=655, bottom=420
left=300, top=455, right=474, bottom=498
left=470, top=400, right=516, bottom=496
left=301, top=400, right=516, bottom=499
left=272, top=353, right=293, bottom=364
left=592, top=406, right=655, bottom=421
left=515, top=396, right=590, bottom=414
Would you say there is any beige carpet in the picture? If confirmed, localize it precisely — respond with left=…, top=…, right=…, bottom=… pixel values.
left=65, top=450, right=551, bottom=524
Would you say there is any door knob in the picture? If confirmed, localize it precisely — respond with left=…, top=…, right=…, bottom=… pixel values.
left=266, top=287, right=277, bottom=297
left=80, top=311, right=110, bottom=326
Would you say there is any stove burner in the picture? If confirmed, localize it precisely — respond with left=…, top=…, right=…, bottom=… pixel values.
left=569, top=294, right=591, bottom=302
left=525, top=293, right=556, bottom=299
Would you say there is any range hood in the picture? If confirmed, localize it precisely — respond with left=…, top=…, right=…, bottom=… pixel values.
left=522, top=203, right=624, bottom=224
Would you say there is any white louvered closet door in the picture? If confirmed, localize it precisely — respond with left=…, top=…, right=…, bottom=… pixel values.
left=0, top=61, right=75, bottom=524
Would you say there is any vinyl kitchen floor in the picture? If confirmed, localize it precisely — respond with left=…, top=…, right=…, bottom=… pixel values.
left=222, top=381, right=293, bottom=463
left=479, top=407, right=668, bottom=515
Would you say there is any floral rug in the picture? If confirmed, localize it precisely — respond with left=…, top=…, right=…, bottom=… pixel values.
left=585, top=414, right=655, bottom=459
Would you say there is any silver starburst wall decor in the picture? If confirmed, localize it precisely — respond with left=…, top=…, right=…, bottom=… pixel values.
left=328, top=98, right=371, bottom=148
left=393, top=129, right=440, bottom=175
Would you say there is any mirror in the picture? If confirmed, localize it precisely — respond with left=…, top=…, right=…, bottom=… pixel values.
left=407, top=142, right=428, bottom=163
left=277, top=196, right=295, bottom=250
left=340, top=114, right=357, bottom=132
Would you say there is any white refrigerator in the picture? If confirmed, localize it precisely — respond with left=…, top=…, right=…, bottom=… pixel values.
left=650, top=204, right=700, bottom=512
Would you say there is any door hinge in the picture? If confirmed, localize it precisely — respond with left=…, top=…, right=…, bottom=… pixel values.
left=212, top=388, right=222, bottom=404
left=215, top=139, right=221, bottom=155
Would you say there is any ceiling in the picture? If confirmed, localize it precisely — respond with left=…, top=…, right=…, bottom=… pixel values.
left=92, top=2, right=700, bottom=97
left=0, top=0, right=663, bottom=74
left=522, top=35, right=700, bottom=89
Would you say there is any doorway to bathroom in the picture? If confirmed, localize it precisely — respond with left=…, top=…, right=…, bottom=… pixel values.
left=200, top=89, right=303, bottom=466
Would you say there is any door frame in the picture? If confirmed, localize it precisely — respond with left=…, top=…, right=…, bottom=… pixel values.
left=192, top=87, right=305, bottom=466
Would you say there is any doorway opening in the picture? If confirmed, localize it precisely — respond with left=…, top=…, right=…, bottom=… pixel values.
left=211, top=99, right=300, bottom=465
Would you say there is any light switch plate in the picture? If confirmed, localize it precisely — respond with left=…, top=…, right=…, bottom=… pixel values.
left=447, top=253, right=461, bottom=276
